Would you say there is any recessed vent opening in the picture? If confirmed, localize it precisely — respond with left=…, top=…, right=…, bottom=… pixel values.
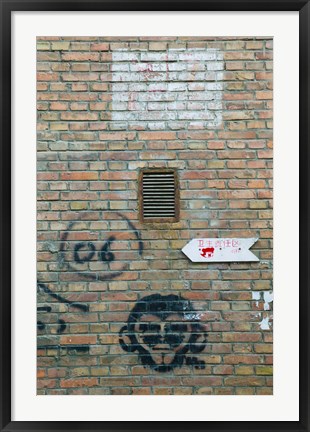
left=139, top=169, right=179, bottom=223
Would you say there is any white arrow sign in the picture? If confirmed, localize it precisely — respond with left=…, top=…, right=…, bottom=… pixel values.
left=182, top=238, right=259, bottom=263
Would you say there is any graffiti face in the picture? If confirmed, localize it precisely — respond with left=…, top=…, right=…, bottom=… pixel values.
left=136, top=314, right=190, bottom=368
left=119, top=294, right=207, bottom=372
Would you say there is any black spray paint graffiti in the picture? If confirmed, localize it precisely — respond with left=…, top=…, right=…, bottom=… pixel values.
left=38, top=213, right=144, bottom=354
left=119, top=294, right=207, bottom=373
left=37, top=306, right=66, bottom=334
left=37, top=281, right=89, bottom=353
left=37, top=281, right=88, bottom=312
left=73, top=236, right=116, bottom=265
left=59, top=212, right=143, bottom=281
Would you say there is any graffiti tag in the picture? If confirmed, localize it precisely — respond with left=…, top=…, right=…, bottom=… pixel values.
left=59, top=212, right=143, bottom=281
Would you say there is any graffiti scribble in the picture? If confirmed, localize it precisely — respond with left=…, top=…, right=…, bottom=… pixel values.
left=37, top=281, right=89, bottom=353
left=37, top=281, right=88, bottom=312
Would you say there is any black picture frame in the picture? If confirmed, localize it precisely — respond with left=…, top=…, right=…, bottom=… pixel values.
left=1, top=1, right=308, bottom=431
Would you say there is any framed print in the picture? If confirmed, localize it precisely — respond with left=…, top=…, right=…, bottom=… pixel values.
left=35, top=34, right=274, bottom=395
left=1, top=1, right=308, bottom=431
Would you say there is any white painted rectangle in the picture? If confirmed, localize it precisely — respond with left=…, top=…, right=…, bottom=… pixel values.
left=182, top=238, right=259, bottom=262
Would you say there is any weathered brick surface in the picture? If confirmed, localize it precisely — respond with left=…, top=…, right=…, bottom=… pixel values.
left=37, top=36, right=273, bottom=395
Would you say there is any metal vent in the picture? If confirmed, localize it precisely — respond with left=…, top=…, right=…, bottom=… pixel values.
left=139, top=169, right=179, bottom=223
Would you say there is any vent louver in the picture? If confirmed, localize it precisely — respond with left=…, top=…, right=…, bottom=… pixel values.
left=139, top=169, right=179, bottom=223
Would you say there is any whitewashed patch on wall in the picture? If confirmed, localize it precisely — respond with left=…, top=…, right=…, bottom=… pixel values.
left=111, top=49, right=224, bottom=130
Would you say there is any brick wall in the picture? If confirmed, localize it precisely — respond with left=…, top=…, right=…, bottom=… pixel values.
left=37, top=36, right=273, bottom=395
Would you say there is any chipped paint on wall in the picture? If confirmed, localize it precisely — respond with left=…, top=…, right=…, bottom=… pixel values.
left=252, top=291, right=261, bottom=308
left=263, top=291, right=273, bottom=311
left=252, top=290, right=273, bottom=310
left=259, top=316, right=271, bottom=330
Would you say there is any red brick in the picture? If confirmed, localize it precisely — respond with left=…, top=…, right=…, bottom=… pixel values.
left=37, top=72, right=59, bottom=81
left=90, top=43, right=109, bottom=51
left=138, top=132, right=177, bottom=140
left=61, top=52, right=100, bottom=61
left=60, top=172, right=98, bottom=180
left=224, top=377, right=265, bottom=386
left=50, top=102, right=68, bottom=110
left=224, top=355, right=263, bottom=364
left=99, top=132, right=136, bottom=141
left=61, top=378, right=98, bottom=388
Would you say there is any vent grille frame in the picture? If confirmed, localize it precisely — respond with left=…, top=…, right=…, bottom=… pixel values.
left=139, top=168, right=180, bottom=223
